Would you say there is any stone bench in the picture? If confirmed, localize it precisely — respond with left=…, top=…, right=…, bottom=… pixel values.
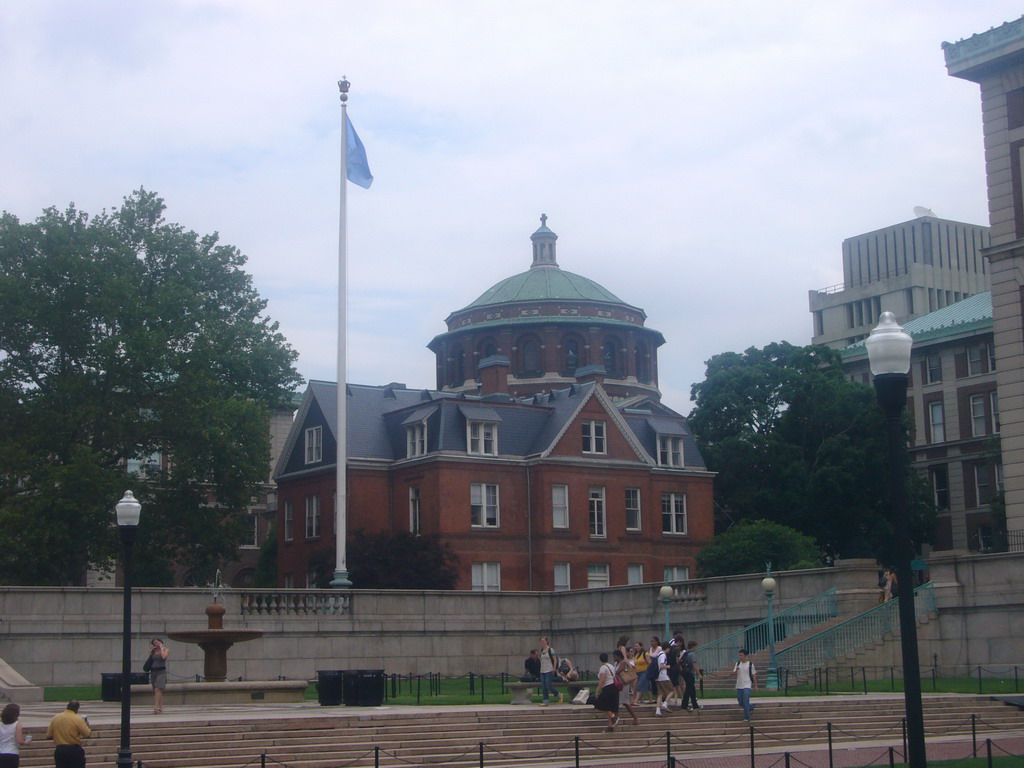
left=506, top=679, right=596, bottom=705
left=130, top=679, right=309, bottom=705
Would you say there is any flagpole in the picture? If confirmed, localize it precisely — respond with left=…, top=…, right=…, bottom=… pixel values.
left=331, top=77, right=352, bottom=588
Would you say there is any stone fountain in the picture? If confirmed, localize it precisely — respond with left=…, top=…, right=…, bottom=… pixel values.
left=167, top=601, right=262, bottom=682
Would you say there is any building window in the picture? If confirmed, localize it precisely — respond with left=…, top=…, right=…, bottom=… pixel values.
left=930, top=466, right=949, bottom=511
left=988, top=343, right=997, bottom=372
left=625, top=488, right=641, bottom=531
left=661, top=492, right=687, bottom=535
left=926, top=354, right=942, bottom=384
left=996, top=462, right=1004, bottom=492
left=970, top=394, right=988, bottom=437
left=470, top=483, right=500, bottom=528
left=587, top=563, right=610, bottom=588
left=304, top=427, right=322, bottom=464
left=407, top=422, right=427, bottom=457
left=472, top=562, right=501, bottom=592
left=283, top=500, right=294, bottom=542
left=467, top=421, right=498, bottom=455
left=658, top=435, right=684, bottom=467
left=992, top=391, right=1000, bottom=433
left=975, top=463, right=994, bottom=506
left=929, top=401, right=945, bottom=443
left=563, top=338, right=580, bottom=375
left=127, top=451, right=161, bottom=476
left=242, top=513, right=259, bottom=548
left=582, top=420, right=606, bottom=454
left=305, top=495, right=321, bottom=539
left=554, top=562, right=570, bottom=591
left=283, top=573, right=293, bottom=589
left=627, top=563, right=644, bottom=585
left=589, top=486, right=606, bottom=538
left=968, top=345, right=986, bottom=376
left=552, top=484, right=569, bottom=528
left=664, top=566, right=690, bottom=582
left=409, top=486, right=421, bottom=535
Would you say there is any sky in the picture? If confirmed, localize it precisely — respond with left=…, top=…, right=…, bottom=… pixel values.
left=2, top=2, right=1019, bottom=414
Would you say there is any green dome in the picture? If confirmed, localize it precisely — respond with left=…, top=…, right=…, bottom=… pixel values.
left=462, top=267, right=626, bottom=310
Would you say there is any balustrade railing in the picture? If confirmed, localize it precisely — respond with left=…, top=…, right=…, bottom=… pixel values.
left=697, top=588, right=839, bottom=676
left=775, top=582, right=935, bottom=680
left=239, top=591, right=350, bottom=616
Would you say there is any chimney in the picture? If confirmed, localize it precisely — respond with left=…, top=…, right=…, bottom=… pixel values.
left=477, top=354, right=511, bottom=396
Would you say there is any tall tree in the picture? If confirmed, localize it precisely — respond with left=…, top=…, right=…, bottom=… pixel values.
left=688, top=342, right=934, bottom=562
left=0, top=190, right=302, bottom=584
left=696, top=520, right=822, bottom=578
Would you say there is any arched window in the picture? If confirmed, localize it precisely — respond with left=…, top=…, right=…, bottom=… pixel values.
left=449, top=350, right=465, bottom=387
left=635, top=343, right=649, bottom=383
left=478, top=339, right=498, bottom=359
left=519, top=336, right=541, bottom=376
left=603, top=338, right=620, bottom=376
left=562, top=336, right=582, bottom=375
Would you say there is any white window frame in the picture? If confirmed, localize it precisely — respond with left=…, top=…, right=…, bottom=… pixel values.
left=658, top=435, right=684, bottom=467
left=127, top=451, right=162, bottom=476
left=283, top=500, right=294, bottom=542
left=988, top=342, right=997, bottom=372
left=305, top=569, right=318, bottom=588
left=305, top=426, right=322, bottom=464
left=625, top=488, right=642, bottom=531
left=472, top=561, right=501, bottom=592
left=554, top=562, right=571, bottom=591
left=582, top=420, right=607, bottom=454
left=975, top=463, right=992, bottom=507
left=926, top=354, right=942, bottom=384
left=930, top=466, right=949, bottom=510
left=587, top=563, right=610, bottom=588
left=929, top=401, right=945, bottom=443
left=664, top=565, right=690, bottom=582
left=552, top=484, right=569, bottom=529
left=467, top=420, right=498, bottom=456
left=241, top=512, right=259, bottom=548
left=661, top=492, right=687, bottom=535
left=627, top=563, right=644, bottom=585
left=589, top=486, right=606, bottom=538
left=406, top=421, right=427, bottom=458
left=470, top=483, right=500, bottom=528
left=968, top=345, right=985, bottom=376
left=970, top=394, right=987, bottom=437
left=992, top=391, right=1000, bottom=434
left=409, top=486, right=421, bottom=535
left=305, top=495, right=321, bottom=539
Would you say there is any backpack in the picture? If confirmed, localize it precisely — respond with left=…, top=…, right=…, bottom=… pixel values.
left=558, top=659, right=571, bottom=676
left=878, top=573, right=887, bottom=589
left=646, top=651, right=664, bottom=681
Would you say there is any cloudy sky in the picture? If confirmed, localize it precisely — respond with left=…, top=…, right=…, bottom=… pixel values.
left=2, top=2, right=1018, bottom=413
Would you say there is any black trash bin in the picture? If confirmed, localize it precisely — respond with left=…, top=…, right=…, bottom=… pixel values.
left=343, top=669, right=385, bottom=707
left=317, top=670, right=344, bottom=706
left=100, top=672, right=151, bottom=702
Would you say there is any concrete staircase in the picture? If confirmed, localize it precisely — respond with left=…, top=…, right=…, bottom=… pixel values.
left=14, top=695, right=1024, bottom=768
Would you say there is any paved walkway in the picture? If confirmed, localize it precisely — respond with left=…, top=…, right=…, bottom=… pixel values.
left=14, top=694, right=1024, bottom=767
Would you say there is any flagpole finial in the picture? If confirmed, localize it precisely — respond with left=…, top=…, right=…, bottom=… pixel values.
left=338, top=77, right=350, bottom=104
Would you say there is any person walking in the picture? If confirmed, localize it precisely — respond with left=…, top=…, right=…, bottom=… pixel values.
left=732, top=649, right=758, bottom=721
left=681, top=640, right=702, bottom=711
left=650, top=637, right=674, bottom=717
left=613, top=649, right=640, bottom=726
left=45, top=701, right=91, bottom=768
left=0, top=703, right=31, bottom=768
left=594, top=652, right=620, bottom=731
left=632, top=642, right=652, bottom=705
left=146, top=637, right=170, bottom=714
left=538, top=636, right=558, bottom=706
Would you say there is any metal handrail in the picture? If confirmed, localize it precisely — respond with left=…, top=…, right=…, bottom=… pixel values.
left=697, top=588, right=839, bottom=676
left=775, top=582, right=936, bottom=680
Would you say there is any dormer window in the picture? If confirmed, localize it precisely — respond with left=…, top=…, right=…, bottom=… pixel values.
left=407, top=422, right=427, bottom=457
left=582, top=420, right=606, bottom=454
left=304, top=427, right=322, bottom=464
left=658, top=435, right=684, bottom=467
left=467, top=421, right=498, bottom=455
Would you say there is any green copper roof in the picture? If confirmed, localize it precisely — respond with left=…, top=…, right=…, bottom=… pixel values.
left=460, top=267, right=627, bottom=310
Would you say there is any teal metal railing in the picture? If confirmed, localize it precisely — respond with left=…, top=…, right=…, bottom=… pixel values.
left=697, top=588, right=839, bottom=677
left=774, top=582, right=936, bottom=681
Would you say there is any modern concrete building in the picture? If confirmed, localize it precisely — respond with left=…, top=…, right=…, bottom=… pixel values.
left=809, top=216, right=990, bottom=349
left=841, top=293, right=1001, bottom=552
left=945, top=16, right=1024, bottom=542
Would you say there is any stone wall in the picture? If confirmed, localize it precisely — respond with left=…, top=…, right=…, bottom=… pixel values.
left=1, top=554, right=1020, bottom=689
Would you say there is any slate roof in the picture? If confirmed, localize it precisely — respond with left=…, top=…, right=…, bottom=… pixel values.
left=274, top=380, right=707, bottom=481
left=840, top=291, right=993, bottom=361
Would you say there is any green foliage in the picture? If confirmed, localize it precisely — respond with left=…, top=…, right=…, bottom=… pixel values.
left=696, top=519, right=822, bottom=577
left=254, top=522, right=279, bottom=588
left=689, top=342, right=935, bottom=562
left=347, top=530, right=460, bottom=590
left=0, top=190, right=302, bottom=585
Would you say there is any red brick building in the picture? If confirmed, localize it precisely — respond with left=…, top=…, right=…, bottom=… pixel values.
left=273, top=219, right=714, bottom=590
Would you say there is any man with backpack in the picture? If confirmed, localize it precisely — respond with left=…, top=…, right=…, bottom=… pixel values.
left=680, top=640, right=701, bottom=711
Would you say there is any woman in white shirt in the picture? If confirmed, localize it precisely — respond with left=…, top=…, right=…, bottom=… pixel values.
left=0, top=703, right=31, bottom=768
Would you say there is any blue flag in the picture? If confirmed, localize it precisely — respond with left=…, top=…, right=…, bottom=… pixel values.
left=346, top=114, right=373, bottom=189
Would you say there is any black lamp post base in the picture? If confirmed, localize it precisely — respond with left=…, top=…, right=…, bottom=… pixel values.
left=116, top=747, right=133, bottom=768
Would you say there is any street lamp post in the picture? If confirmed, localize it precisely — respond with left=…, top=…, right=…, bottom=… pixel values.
left=761, top=566, right=778, bottom=690
left=658, top=584, right=673, bottom=641
left=865, top=312, right=926, bottom=768
left=116, top=491, right=142, bottom=768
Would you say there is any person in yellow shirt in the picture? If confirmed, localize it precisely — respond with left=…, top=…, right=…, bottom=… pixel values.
left=45, top=701, right=91, bottom=768
left=631, top=642, right=653, bottom=705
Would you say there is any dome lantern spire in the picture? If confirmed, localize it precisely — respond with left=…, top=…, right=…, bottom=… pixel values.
left=530, top=214, right=559, bottom=269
